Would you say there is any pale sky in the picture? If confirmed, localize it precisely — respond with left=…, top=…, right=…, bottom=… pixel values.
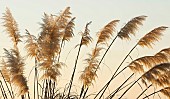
left=0, top=0, right=170, bottom=98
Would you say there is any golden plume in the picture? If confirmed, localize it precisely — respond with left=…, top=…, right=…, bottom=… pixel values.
left=81, top=21, right=93, bottom=46
left=97, top=20, right=119, bottom=45
left=62, top=17, right=75, bottom=42
left=129, top=48, right=170, bottom=73
left=40, top=62, right=66, bottom=81
left=118, top=15, right=147, bottom=40
left=24, top=30, right=39, bottom=59
left=138, top=26, right=168, bottom=48
left=141, top=63, right=170, bottom=87
left=160, top=87, right=170, bottom=98
left=57, top=7, right=72, bottom=29
left=1, top=59, right=10, bottom=83
left=155, top=47, right=170, bottom=61
left=3, top=49, right=28, bottom=95
left=80, top=47, right=102, bottom=87
left=2, top=8, right=21, bottom=50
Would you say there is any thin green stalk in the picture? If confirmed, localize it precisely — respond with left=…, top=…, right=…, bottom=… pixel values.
left=119, top=76, right=142, bottom=99
left=107, top=73, right=134, bottom=99
left=137, top=84, right=152, bottom=99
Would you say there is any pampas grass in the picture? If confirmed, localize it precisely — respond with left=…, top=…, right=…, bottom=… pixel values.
left=0, top=7, right=170, bottom=99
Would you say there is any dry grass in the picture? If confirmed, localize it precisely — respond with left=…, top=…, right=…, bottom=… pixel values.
left=0, top=7, right=170, bottom=99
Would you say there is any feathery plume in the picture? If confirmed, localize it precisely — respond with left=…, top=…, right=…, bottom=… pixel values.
left=80, top=47, right=102, bottom=87
left=62, top=17, right=75, bottom=42
left=129, top=48, right=170, bottom=73
left=3, top=49, right=28, bottom=95
left=160, top=87, right=170, bottom=98
left=138, top=26, right=168, bottom=48
left=118, top=15, right=147, bottom=40
left=2, top=8, right=21, bottom=49
left=97, top=20, right=119, bottom=45
left=1, top=59, right=10, bottom=83
left=141, top=63, right=170, bottom=87
left=81, top=21, right=93, bottom=46
left=24, top=30, right=39, bottom=59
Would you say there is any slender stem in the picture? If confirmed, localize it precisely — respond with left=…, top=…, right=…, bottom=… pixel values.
left=9, top=83, right=14, bottom=98
left=108, top=73, right=134, bottom=99
left=94, top=66, right=128, bottom=99
left=57, top=40, right=64, bottom=62
left=119, top=76, right=142, bottom=99
left=143, top=90, right=161, bottom=99
left=136, top=84, right=152, bottom=99
left=96, top=43, right=138, bottom=98
left=21, top=95, right=24, bottom=99
left=79, top=85, right=84, bottom=99
left=105, top=81, right=134, bottom=99
left=28, top=92, right=30, bottom=99
left=68, top=39, right=83, bottom=97
left=95, top=35, right=118, bottom=73
left=0, top=80, right=7, bottom=99
left=82, top=87, right=88, bottom=99
left=0, top=70, right=13, bottom=99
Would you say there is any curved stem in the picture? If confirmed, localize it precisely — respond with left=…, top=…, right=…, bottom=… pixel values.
left=94, top=66, right=128, bottom=99
left=95, top=43, right=138, bottom=98
left=79, top=85, right=84, bottom=99
left=68, top=39, right=83, bottom=97
left=143, top=89, right=161, bottom=99
left=108, top=73, right=134, bottom=99
left=95, top=35, right=118, bottom=72
left=119, top=76, right=142, bottom=99
left=137, top=84, right=152, bottom=99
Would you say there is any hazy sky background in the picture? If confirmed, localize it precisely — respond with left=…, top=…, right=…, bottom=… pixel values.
left=0, top=0, right=170, bottom=98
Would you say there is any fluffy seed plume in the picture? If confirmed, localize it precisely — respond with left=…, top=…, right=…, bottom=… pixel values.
left=141, top=63, right=170, bottom=87
left=81, top=21, right=93, bottom=46
left=80, top=47, right=102, bottom=87
left=3, top=49, right=28, bottom=95
left=118, top=15, right=147, bottom=40
left=97, top=20, right=119, bottom=45
left=24, top=29, right=39, bottom=59
left=2, top=8, right=21, bottom=49
left=138, top=26, right=168, bottom=48
left=62, top=17, right=75, bottom=42
left=160, top=87, right=170, bottom=98
left=129, top=49, right=170, bottom=73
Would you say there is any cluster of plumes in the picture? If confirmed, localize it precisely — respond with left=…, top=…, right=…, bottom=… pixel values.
left=118, top=15, right=147, bottom=40
left=80, top=20, right=119, bottom=87
left=128, top=48, right=170, bottom=98
left=2, top=49, right=29, bottom=95
left=24, top=7, right=75, bottom=81
left=1, top=8, right=28, bottom=96
left=129, top=48, right=170, bottom=73
left=141, top=63, right=170, bottom=98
